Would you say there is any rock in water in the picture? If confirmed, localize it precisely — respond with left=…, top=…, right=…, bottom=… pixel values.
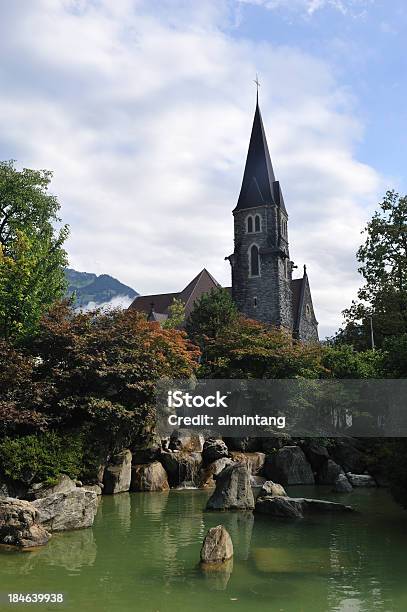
left=159, top=451, right=202, bottom=487
left=32, top=489, right=98, bottom=531
left=27, top=474, right=77, bottom=500
left=103, top=449, right=132, bottom=494
left=230, top=451, right=266, bottom=475
left=255, top=495, right=354, bottom=519
left=131, top=462, right=169, bottom=492
left=259, top=481, right=287, bottom=497
left=347, top=473, right=376, bottom=488
left=264, top=446, right=314, bottom=485
left=334, top=473, right=353, bottom=493
left=206, top=462, right=255, bottom=511
left=0, top=498, right=50, bottom=547
left=317, top=459, right=343, bottom=485
left=255, top=496, right=304, bottom=519
left=202, top=439, right=229, bottom=464
left=200, top=525, right=233, bottom=563
left=198, top=458, right=235, bottom=489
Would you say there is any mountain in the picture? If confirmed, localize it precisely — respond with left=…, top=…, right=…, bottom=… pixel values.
left=65, top=268, right=138, bottom=310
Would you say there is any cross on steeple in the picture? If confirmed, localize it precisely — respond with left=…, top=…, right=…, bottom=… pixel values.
left=254, top=73, right=260, bottom=100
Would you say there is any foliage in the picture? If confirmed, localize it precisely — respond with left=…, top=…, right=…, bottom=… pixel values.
left=338, top=191, right=407, bottom=349
left=198, top=316, right=324, bottom=379
left=186, top=287, right=238, bottom=349
left=379, top=334, right=407, bottom=377
left=0, top=161, right=69, bottom=341
left=162, top=298, right=185, bottom=329
left=0, top=431, right=85, bottom=484
left=321, top=344, right=382, bottom=379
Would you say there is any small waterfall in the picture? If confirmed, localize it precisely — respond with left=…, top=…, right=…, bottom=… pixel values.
left=177, top=453, right=200, bottom=489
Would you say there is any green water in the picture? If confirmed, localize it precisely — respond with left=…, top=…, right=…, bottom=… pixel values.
left=1, top=487, right=407, bottom=612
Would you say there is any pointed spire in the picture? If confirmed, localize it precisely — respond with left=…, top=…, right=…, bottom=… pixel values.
left=235, top=96, right=277, bottom=210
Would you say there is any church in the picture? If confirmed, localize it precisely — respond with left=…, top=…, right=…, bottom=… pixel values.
left=130, top=94, right=319, bottom=343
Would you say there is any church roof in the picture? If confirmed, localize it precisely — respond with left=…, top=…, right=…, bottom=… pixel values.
left=129, top=268, right=220, bottom=317
left=235, top=98, right=286, bottom=213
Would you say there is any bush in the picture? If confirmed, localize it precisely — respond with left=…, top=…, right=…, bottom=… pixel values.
left=0, top=431, right=85, bottom=485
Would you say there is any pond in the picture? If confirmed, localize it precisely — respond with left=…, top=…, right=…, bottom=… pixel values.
left=1, top=487, right=407, bottom=611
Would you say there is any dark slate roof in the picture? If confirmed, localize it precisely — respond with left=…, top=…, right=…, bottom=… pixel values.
left=235, top=99, right=286, bottom=213
left=129, top=269, right=220, bottom=317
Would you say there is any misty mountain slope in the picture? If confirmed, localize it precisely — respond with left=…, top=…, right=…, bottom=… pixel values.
left=65, top=268, right=138, bottom=309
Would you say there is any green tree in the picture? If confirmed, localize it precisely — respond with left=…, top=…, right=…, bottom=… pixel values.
left=338, top=191, right=407, bottom=349
left=0, top=161, right=68, bottom=341
left=186, top=287, right=238, bottom=349
left=162, top=297, right=185, bottom=329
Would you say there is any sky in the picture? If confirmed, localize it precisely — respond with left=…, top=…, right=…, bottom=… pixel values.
left=0, top=0, right=406, bottom=339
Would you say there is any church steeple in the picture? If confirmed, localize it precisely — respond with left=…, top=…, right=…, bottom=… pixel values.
left=235, top=99, right=277, bottom=211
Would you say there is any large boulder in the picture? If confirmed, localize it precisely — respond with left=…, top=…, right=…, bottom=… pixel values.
left=169, top=430, right=204, bottom=452
left=330, top=439, right=367, bottom=473
left=259, top=481, right=287, bottom=497
left=200, top=525, right=234, bottom=564
left=223, top=437, right=260, bottom=452
left=103, top=450, right=132, bottom=494
left=131, top=462, right=169, bottom=492
left=230, top=451, right=266, bottom=475
left=317, top=459, right=344, bottom=485
left=202, top=439, right=229, bottom=464
left=198, top=458, right=235, bottom=489
left=0, top=498, right=50, bottom=547
left=131, top=432, right=162, bottom=464
left=206, top=462, right=255, bottom=511
left=255, top=495, right=354, bottom=519
left=159, top=451, right=202, bottom=488
left=347, top=473, right=376, bottom=488
left=27, top=474, right=77, bottom=501
left=32, top=489, right=98, bottom=532
left=264, top=446, right=314, bottom=485
left=255, top=496, right=303, bottom=519
left=301, top=442, right=329, bottom=471
left=334, top=473, right=353, bottom=493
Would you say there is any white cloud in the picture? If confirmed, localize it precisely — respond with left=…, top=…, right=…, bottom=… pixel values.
left=0, top=0, right=385, bottom=338
left=236, top=0, right=372, bottom=16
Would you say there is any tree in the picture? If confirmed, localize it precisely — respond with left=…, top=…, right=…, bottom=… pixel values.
left=0, top=161, right=68, bottom=341
left=162, top=298, right=185, bottom=329
left=186, top=287, right=238, bottom=349
left=339, top=191, right=407, bottom=349
left=199, top=316, right=323, bottom=379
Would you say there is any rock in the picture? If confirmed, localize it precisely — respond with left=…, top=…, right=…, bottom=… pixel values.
left=32, top=489, right=98, bottom=532
left=230, top=451, right=266, bottom=475
left=330, top=439, right=367, bottom=473
left=264, top=446, right=314, bottom=485
left=82, top=484, right=103, bottom=495
left=347, top=473, right=376, bottom=488
left=301, top=442, right=329, bottom=471
left=295, top=497, right=354, bottom=514
left=0, top=498, right=50, bottom=547
left=200, top=525, right=234, bottom=564
left=131, top=434, right=162, bottom=464
left=206, top=462, right=255, bottom=511
left=223, top=437, right=259, bottom=452
left=259, top=480, right=287, bottom=497
left=251, top=475, right=267, bottom=488
left=198, top=458, right=235, bottom=489
left=260, top=437, right=287, bottom=454
left=255, top=495, right=354, bottom=519
left=103, top=449, right=132, bottom=494
left=333, top=473, right=353, bottom=493
left=202, top=439, right=229, bottom=464
left=27, top=474, right=77, bottom=501
left=255, top=496, right=304, bottom=519
left=131, top=462, right=169, bottom=492
left=317, top=459, right=343, bottom=485
left=159, top=451, right=202, bottom=487
left=169, top=429, right=204, bottom=452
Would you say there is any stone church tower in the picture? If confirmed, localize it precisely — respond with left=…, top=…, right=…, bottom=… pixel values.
left=227, top=96, right=319, bottom=342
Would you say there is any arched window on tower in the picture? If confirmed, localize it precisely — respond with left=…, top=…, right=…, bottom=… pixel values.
left=247, top=216, right=253, bottom=233
left=249, top=244, right=260, bottom=277
left=255, top=214, right=261, bottom=232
